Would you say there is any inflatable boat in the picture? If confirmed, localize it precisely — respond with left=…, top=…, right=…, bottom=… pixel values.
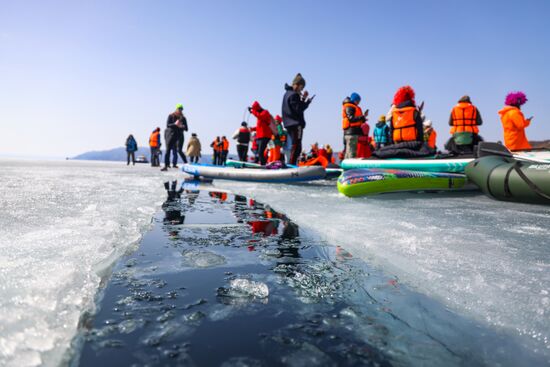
left=337, top=168, right=470, bottom=197
left=465, top=156, right=550, bottom=205
left=182, top=164, right=326, bottom=183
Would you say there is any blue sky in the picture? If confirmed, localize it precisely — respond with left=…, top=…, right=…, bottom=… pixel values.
left=1, top=0, right=549, bottom=157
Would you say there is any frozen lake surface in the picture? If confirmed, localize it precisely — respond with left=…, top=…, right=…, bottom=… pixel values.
left=0, top=159, right=549, bottom=366
left=216, top=179, right=550, bottom=362
left=0, top=159, right=176, bottom=367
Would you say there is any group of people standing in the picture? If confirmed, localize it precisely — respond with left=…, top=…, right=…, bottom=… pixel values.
left=209, top=136, right=230, bottom=165
left=125, top=76, right=534, bottom=169
left=341, top=86, right=534, bottom=160
left=226, top=73, right=313, bottom=166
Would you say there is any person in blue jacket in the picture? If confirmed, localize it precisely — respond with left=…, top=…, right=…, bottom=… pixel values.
left=125, top=134, right=138, bottom=165
left=373, top=115, right=390, bottom=149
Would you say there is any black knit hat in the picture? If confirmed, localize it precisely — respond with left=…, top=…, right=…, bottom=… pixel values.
left=241, top=121, right=247, bottom=127
left=458, top=95, right=471, bottom=103
left=292, top=73, right=306, bottom=87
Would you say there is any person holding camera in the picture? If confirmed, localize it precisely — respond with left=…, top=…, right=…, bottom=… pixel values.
left=281, top=73, right=314, bottom=165
left=161, top=103, right=186, bottom=171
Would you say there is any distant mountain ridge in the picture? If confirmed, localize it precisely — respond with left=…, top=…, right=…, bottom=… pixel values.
left=72, top=147, right=217, bottom=163
left=72, top=147, right=150, bottom=161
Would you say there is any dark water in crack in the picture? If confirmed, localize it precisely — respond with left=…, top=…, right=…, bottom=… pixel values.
left=72, top=180, right=548, bottom=367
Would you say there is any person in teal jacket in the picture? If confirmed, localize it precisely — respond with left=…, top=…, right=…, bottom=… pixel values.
left=373, top=115, right=390, bottom=149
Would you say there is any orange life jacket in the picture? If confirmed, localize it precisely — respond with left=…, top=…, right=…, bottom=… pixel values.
left=149, top=130, right=160, bottom=148
left=268, top=146, right=281, bottom=163
left=342, top=102, right=363, bottom=130
left=450, top=103, right=479, bottom=134
left=212, top=140, right=222, bottom=152
left=425, top=128, right=437, bottom=149
left=392, top=106, right=418, bottom=143
left=222, top=138, right=229, bottom=151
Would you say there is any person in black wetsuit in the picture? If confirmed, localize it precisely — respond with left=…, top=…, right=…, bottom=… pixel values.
left=161, top=103, right=187, bottom=171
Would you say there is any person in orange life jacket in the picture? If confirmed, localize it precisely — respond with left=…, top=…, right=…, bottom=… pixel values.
left=499, top=91, right=532, bottom=151
left=444, top=95, right=483, bottom=155
left=248, top=101, right=272, bottom=165
left=388, top=86, right=424, bottom=145
left=282, top=73, right=314, bottom=165
left=356, top=120, right=372, bottom=158
left=298, top=143, right=329, bottom=167
left=149, top=127, right=162, bottom=167
left=125, top=134, right=138, bottom=165
left=342, top=93, right=368, bottom=159
left=161, top=103, right=186, bottom=171
left=232, top=121, right=251, bottom=162
left=210, top=136, right=221, bottom=165
left=423, top=120, right=437, bottom=150
left=220, top=136, right=229, bottom=165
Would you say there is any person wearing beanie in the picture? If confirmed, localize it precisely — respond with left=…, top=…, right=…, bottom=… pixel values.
left=232, top=121, right=252, bottom=162
left=388, top=86, right=424, bottom=145
left=281, top=73, right=314, bottom=165
left=161, top=103, right=187, bottom=171
left=499, top=91, right=532, bottom=151
left=373, top=115, right=390, bottom=150
left=423, top=120, right=437, bottom=150
left=445, top=95, right=483, bottom=155
left=186, top=133, right=202, bottom=163
left=342, top=92, right=368, bottom=159
left=149, top=127, right=162, bottom=167
left=248, top=101, right=273, bottom=165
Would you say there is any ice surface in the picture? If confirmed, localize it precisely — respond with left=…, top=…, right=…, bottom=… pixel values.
left=216, top=180, right=550, bottom=360
left=0, top=159, right=175, bottom=367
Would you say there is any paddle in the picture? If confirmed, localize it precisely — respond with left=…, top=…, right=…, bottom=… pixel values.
left=476, top=142, right=548, bottom=164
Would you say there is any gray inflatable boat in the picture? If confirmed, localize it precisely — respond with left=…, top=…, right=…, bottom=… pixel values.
left=181, top=164, right=326, bottom=183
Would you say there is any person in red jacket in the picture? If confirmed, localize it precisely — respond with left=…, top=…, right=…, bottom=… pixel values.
left=356, top=121, right=372, bottom=158
left=249, top=101, right=273, bottom=165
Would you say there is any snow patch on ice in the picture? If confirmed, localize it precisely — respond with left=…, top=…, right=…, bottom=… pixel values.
left=0, top=159, right=174, bottom=367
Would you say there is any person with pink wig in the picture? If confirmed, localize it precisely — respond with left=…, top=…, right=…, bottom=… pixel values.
left=498, top=91, right=532, bottom=151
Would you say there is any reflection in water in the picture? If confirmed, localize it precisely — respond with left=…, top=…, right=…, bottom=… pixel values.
left=162, top=181, right=184, bottom=238
left=76, top=182, right=547, bottom=367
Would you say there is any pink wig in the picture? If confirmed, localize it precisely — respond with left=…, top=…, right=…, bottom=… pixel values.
left=505, top=91, right=527, bottom=107
left=393, top=86, right=416, bottom=106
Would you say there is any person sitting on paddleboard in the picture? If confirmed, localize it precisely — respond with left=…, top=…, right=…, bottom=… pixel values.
left=445, top=95, right=484, bottom=155
left=499, top=91, right=532, bottom=151
left=388, top=86, right=424, bottom=146
left=373, top=115, right=390, bottom=150
left=423, top=120, right=437, bottom=151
